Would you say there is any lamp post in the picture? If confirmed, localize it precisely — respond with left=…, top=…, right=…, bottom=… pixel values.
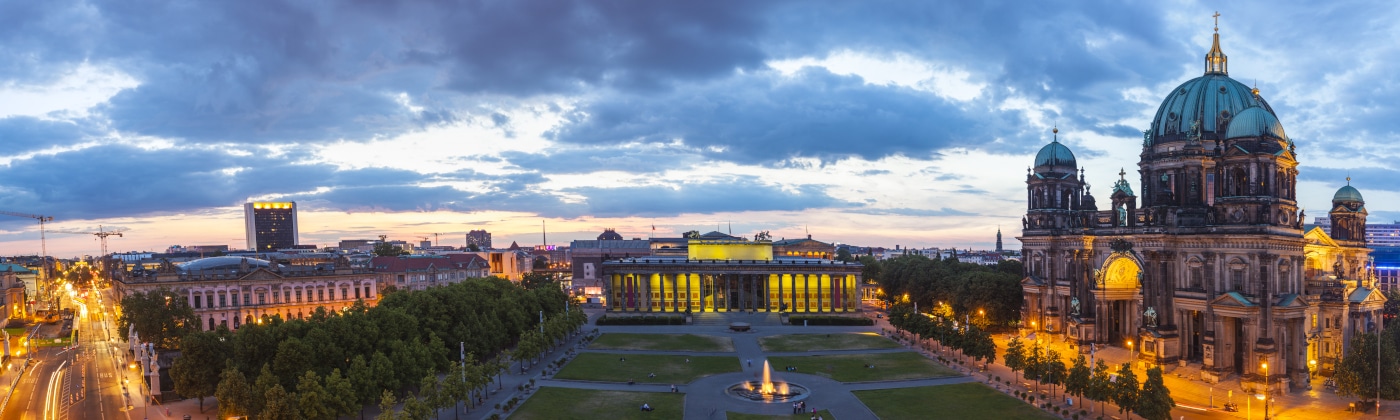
left=1127, top=340, right=1134, bottom=366
left=1262, top=362, right=1270, bottom=420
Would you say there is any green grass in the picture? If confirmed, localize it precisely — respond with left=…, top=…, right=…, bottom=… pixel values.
left=854, top=382, right=1057, bottom=420
left=726, top=409, right=834, bottom=420
left=758, top=332, right=899, bottom=352
left=766, top=351, right=958, bottom=382
left=508, top=387, right=684, bottom=420
left=555, top=352, right=739, bottom=384
left=591, top=333, right=735, bottom=352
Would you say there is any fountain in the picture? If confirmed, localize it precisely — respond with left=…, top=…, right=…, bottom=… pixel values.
left=725, top=360, right=809, bottom=403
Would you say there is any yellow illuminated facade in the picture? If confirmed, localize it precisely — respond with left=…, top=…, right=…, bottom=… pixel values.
left=603, top=240, right=862, bottom=313
left=688, top=240, right=773, bottom=261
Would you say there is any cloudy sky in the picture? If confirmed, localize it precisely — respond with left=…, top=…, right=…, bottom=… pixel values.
left=3, top=0, right=1398, bottom=257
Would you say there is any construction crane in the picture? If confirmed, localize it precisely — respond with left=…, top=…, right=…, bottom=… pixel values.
left=0, top=211, right=55, bottom=304
left=51, top=225, right=128, bottom=260
left=51, top=226, right=129, bottom=285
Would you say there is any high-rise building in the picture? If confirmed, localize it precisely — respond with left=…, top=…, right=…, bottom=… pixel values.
left=244, top=202, right=299, bottom=251
left=466, top=230, right=492, bottom=249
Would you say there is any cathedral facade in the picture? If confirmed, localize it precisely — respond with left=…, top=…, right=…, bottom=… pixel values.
left=1018, top=26, right=1386, bottom=391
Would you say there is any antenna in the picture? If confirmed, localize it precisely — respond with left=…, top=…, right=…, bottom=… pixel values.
left=542, top=219, right=547, bottom=247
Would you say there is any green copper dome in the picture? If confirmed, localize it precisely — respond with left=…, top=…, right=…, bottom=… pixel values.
left=1225, top=106, right=1287, bottom=140
left=1334, top=185, right=1364, bottom=203
left=1033, top=140, right=1077, bottom=171
left=1146, top=31, right=1276, bottom=145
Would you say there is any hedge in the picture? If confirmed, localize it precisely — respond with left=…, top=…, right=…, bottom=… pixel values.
left=594, top=315, right=686, bottom=325
left=787, top=315, right=874, bottom=326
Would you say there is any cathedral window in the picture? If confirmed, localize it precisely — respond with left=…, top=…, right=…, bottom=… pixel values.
left=1205, top=174, right=1215, bottom=205
left=1190, top=267, right=1203, bottom=289
left=1229, top=269, right=1244, bottom=292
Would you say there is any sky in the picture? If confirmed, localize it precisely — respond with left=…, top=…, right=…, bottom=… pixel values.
left=3, top=0, right=1400, bottom=258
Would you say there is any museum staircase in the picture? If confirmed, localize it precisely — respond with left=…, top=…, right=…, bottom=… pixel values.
left=691, top=311, right=782, bottom=326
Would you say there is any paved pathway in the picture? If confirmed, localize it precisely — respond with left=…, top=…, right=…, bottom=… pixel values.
left=492, top=309, right=976, bottom=420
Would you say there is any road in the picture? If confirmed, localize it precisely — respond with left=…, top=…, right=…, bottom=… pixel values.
left=2, top=285, right=144, bottom=420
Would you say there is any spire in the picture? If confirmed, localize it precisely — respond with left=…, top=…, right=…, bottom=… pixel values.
left=1205, top=11, right=1228, bottom=75
left=1052, top=125, right=1059, bottom=142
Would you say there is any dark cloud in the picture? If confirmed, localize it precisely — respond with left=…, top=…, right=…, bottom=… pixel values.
left=0, top=116, right=101, bottom=154
left=552, top=68, right=990, bottom=164
left=563, top=178, right=853, bottom=218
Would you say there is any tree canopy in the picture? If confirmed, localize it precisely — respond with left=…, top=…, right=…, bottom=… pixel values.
left=118, top=288, right=199, bottom=349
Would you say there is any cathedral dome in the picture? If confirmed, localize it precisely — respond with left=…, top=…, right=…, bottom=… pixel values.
left=1224, top=106, right=1287, bottom=140
left=1146, top=29, right=1275, bottom=145
left=597, top=228, right=623, bottom=240
left=1034, top=140, right=1076, bottom=169
left=1333, top=184, right=1364, bottom=203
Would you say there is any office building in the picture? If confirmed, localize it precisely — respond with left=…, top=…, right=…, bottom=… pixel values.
left=244, top=202, right=299, bottom=252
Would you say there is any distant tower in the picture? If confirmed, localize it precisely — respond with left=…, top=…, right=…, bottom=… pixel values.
left=244, top=202, right=298, bottom=251
left=466, top=230, right=493, bottom=249
left=995, top=227, right=1003, bottom=253
left=1329, top=177, right=1368, bottom=243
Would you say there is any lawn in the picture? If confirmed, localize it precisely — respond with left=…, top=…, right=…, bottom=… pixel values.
left=554, top=352, right=740, bottom=384
left=591, top=333, right=735, bottom=352
left=766, top=351, right=958, bottom=382
left=726, top=409, right=834, bottom=420
left=509, top=387, right=684, bottom=420
left=758, top=333, right=899, bottom=352
left=854, top=382, right=1057, bottom=420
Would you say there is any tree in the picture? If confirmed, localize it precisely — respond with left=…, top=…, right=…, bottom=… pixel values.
left=117, top=288, right=199, bottom=349
left=1024, top=342, right=1044, bottom=392
left=1336, top=331, right=1400, bottom=406
left=1065, top=354, right=1091, bottom=410
left=520, top=272, right=559, bottom=291
left=403, top=392, right=433, bottom=420
left=1087, top=359, right=1113, bottom=415
left=1043, top=349, right=1067, bottom=401
left=835, top=247, right=854, bottom=262
left=467, top=243, right=481, bottom=252
left=858, top=255, right=882, bottom=287
left=324, top=368, right=359, bottom=420
left=418, top=374, right=443, bottom=418
left=1135, top=366, right=1175, bottom=420
left=214, top=361, right=250, bottom=419
left=262, top=384, right=297, bottom=420
left=170, top=329, right=231, bottom=411
left=443, top=362, right=468, bottom=417
left=375, top=390, right=398, bottom=420
left=1004, top=337, right=1026, bottom=383
left=682, top=230, right=701, bottom=239
left=532, top=256, right=548, bottom=270
left=374, top=242, right=409, bottom=257
left=250, top=364, right=278, bottom=416
left=297, top=370, right=335, bottom=420
left=1113, top=363, right=1140, bottom=419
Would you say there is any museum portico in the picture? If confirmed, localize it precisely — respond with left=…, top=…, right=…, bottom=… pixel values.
left=601, top=240, right=862, bottom=313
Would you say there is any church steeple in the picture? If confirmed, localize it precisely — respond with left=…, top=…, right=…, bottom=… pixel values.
left=1205, top=11, right=1228, bottom=75
left=995, top=227, right=1003, bottom=253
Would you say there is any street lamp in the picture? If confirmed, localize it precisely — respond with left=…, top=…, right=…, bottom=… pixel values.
left=1262, top=362, right=1270, bottom=420
left=1127, top=340, right=1135, bottom=365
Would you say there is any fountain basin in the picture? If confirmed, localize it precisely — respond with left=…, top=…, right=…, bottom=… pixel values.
left=725, top=380, right=810, bottom=403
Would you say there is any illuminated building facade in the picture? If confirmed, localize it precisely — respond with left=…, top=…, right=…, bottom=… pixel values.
left=1018, top=25, right=1385, bottom=390
left=244, top=202, right=299, bottom=252
left=114, top=256, right=380, bottom=331
left=602, top=240, right=862, bottom=313
left=772, top=235, right=836, bottom=259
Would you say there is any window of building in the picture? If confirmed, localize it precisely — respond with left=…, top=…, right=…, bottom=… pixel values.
left=341, top=288, right=348, bottom=299
left=258, top=293, right=266, bottom=305
left=284, top=290, right=291, bottom=302
left=296, top=290, right=302, bottom=302
left=1312, top=314, right=1318, bottom=329
left=318, top=289, right=324, bottom=301
left=207, top=295, right=214, bottom=308
left=231, top=294, right=238, bottom=306
left=219, top=294, right=226, bottom=307
left=193, top=296, right=201, bottom=309
left=355, top=287, right=361, bottom=299
left=244, top=293, right=250, bottom=305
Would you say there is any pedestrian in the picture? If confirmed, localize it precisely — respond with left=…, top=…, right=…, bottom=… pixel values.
left=747, top=359, right=752, bottom=367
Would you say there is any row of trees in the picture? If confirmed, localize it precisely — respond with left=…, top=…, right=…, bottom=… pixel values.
left=1004, top=337, right=1174, bottom=420
left=869, top=254, right=1024, bottom=328
left=887, top=304, right=997, bottom=368
left=146, top=276, right=586, bottom=418
left=1336, top=323, right=1400, bottom=409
